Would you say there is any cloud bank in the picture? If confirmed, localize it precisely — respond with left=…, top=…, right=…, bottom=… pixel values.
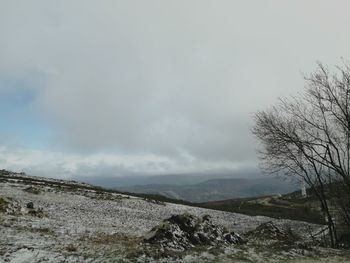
left=1, top=1, right=350, bottom=178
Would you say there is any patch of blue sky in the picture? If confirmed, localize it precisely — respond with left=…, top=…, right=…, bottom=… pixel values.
left=0, top=87, right=53, bottom=149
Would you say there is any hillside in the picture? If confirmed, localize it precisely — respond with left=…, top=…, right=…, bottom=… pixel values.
left=1, top=170, right=350, bottom=262
left=199, top=193, right=323, bottom=225
left=118, top=177, right=298, bottom=202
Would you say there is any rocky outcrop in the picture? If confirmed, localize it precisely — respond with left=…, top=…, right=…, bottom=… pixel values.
left=144, top=213, right=245, bottom=251
left=0, top=197, right=43, bottom=217
left=246, top=221, right=299, bottom=242
left=0, top=197, right=22, bottom=215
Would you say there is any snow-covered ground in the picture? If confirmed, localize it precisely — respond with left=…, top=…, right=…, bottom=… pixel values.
left=1, top=173, right=349, bottom=262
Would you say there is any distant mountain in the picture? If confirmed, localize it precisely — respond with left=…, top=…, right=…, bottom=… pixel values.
left=72, top=169, right=264, bottom=188
left=117, top=177, right=298, bottom=202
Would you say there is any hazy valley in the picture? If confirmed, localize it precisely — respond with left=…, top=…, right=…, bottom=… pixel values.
left=117, top=176, right=298, bottom=202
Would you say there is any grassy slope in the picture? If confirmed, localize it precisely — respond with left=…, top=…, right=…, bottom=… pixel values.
left=0, top=170, right=324, bottom=224
left=0, top=170, right=192, bottom=206
left=198, top=192, right=325, bottom=224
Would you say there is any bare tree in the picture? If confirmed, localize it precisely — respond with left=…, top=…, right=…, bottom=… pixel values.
left=252, top=62, right=350, bottom=247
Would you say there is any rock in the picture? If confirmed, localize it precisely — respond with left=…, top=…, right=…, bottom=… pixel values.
left=24, top=201, right=44, bottom=217
left=224, top=232, right=244, bottom=243
left=246, top=221, right=298, bottom=242
left=144, top=213, right=245, bottom=251
left=202, top=214, right=211, bottom=221
left=26, top=202, right=34, bottom=209
left=338, top=234, right=350, bottom=248
left=0, top=197, right=9, bottom=212
left=0, top=197, right=23, bottom=215
left=24, top=186, right=41, bottom=195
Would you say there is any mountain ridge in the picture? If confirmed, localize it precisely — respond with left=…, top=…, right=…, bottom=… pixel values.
left=118, top=177, right=298, bottom=202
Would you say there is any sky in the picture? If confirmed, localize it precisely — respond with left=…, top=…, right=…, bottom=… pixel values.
left=1, top=0, right=350, bottom=179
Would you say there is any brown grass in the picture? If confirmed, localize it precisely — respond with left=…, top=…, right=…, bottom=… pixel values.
left=0, top=197, right=9, bottom=212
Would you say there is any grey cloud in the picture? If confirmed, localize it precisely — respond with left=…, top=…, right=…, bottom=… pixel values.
left=1, top=1, right=350, bottom=175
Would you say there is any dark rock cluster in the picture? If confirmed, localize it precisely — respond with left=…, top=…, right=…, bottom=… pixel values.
left=26, top=202, right=44, bottom=218
left=144, top=213, right=245, bottom=251
left=246, top=221, right=298, bottom=242
left=0, top=198, right=44, bottom=218
left=24, top=186, right=41, bottom=195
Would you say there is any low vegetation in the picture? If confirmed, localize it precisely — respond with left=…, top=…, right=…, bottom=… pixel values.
left=199, top=193, right=325, bottom=225
left=0, top=197, right=9, bottom=213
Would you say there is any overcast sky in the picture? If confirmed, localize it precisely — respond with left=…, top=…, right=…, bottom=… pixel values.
left=1, top=1, right=350, bottom=179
